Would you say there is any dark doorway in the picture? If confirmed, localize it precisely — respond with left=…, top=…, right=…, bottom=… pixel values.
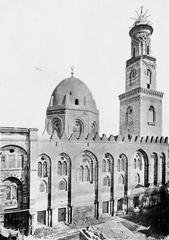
left=58, top=208, right=66, bottom=222
left=4, top=210, right=29, bottom=235
left=37, top=210, right=46, bottom=225
left=102, top=201, right=109, bottom=214
left=117, top=199, right=123, bottom=211
left=133, top=196, right=139, bottom=208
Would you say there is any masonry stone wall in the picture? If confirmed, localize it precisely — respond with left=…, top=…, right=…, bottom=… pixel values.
left=26, top=134, right=169, bottom=229
left=119, top=95, right=140, bottom=136
left=140, top=95, right=162, bottom=137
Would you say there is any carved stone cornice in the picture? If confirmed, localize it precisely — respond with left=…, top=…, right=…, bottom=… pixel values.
left=126, top=55, right=156, bottom=67
left=119, top=87, right=164, bottom=101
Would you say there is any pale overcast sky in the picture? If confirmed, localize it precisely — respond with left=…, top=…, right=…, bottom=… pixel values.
left=0, top=0, right=168, bottom=136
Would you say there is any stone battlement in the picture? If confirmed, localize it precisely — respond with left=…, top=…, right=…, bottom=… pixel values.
left=47, top=131, right=168, bottom=144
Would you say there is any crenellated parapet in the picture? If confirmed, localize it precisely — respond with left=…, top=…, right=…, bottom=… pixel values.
left=46, top=131, right=168, bottom=144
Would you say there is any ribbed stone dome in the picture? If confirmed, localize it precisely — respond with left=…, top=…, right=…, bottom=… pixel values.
left=49, top=77, right=97, bottom=112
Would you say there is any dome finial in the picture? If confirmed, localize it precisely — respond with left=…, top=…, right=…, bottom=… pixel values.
left=71, top=66, right=74, bottom=78
left=140, top=5, right=144, bottom=15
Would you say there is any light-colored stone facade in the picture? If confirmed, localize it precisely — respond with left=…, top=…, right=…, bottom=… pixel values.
left=0, top=8, right=168, bottom=236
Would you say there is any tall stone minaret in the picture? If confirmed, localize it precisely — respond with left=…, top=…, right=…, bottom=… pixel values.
left=119, top=7, right=163, bottom=137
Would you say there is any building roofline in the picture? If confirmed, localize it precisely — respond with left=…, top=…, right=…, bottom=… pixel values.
left=0, top=127, right=38, bottom=133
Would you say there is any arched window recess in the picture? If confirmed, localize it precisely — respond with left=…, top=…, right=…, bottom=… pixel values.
left=146, top=69, right=152, bottom=89
left=73, top=119, right=84, bottom=138
left=75, top=98, right=79, bottom=105
left=103, top=176, right=110, bottom=187
left=129, top=70, right=136, bottom=86
left=118, top=174, right=124, bottom=185
left=148, top=106, right=156, bottom=125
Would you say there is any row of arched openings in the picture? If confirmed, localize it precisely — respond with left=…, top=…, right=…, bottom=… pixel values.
left=118, top=172, right=140, bottom=185
left=52, top=116, right=97, bottom=139
left=55, top=151, right=165, bottom=190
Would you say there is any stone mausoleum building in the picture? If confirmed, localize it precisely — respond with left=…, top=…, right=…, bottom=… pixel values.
left=0, top=8, right=168, bottom=235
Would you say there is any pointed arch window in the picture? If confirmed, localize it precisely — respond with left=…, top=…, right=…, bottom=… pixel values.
left=118, top=175, right=124, bottom=185
left=39, top=181, right=47, bottom=192
left=135, top=173, right=140, bottom=184
left=107, top=159, right=111, bottom=172
left=152, top=153, right=158, bottom=186
left=126, top=106, right=133, bottom=125
left=161, top=153, right=166, bottom=185
left=102, top=159, right=106, bottom=172
left=133, top=153, right=142, bottom=170
left=57, top=161, right=62, bottom=176
left=107, top=176, right=110, bottom=186
left=84, top=166, right=90, bottom=181
left=43, top=162, right=47, bottom=177
left=129, top=70, right=136, bottom=85
left=148, top=106, right=155, bottom=125
left=62, top=161, right=67, bottom=176
left=79, top=166, right=84, bottom=182
left=103, top=176, right=110, bottom=187
left=154, top=156, right=158, bottom=186
left=89, top=161, right=93, bottom=183
left=103, top=177, right=107, bottom=186
left=120, top=154, right=127, bottom=171
left=121, top=158, right=125, bottom=171
left=38, top=162, right=42, bottom=177
left=52, top=117, right=62, bottom=138
left=138, top=158, right=142, bottom=170
left=73, top=120, right=83, bottom=138
left=146, top=69, right=152, bottom=89
left=117, top=159, right=120, bottom=172
left=58, top=179, right=67, bottom=191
